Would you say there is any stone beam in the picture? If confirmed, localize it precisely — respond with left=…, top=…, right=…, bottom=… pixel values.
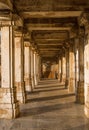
left=38, top=44, right=62, bottom=47
left=40, top=48, right=60, bottom=51
left=28, top=27, right=71, bottom=31
left=20, top=11, right=82, bottom=18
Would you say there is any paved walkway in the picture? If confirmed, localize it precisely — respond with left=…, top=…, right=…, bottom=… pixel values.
left=0, top=80, right=89, bottom=130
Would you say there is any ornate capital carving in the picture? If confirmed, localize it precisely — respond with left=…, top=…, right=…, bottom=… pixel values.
left=78, top=12, right=89, bottom=27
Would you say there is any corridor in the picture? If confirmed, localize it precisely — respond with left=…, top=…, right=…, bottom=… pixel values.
left=0, top=80, right=89, bottom=130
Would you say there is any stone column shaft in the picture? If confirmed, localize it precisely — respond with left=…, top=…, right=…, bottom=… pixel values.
left=58, top=57, right=62, bottom=82
left=65, top=49, right=69, bottom=88
left=14, top=33, right=26, bottom=103
left=0, top=25, right=19, bottom=119
left=24, top=44, right=32, bottom=92
left=84, top=32, right=89, bottom=117
left=75, top=37, right=84, bottom=104
left=31, top=48, right=35, bottom=89
left=34, top=52, right=38, bottom=85
left=69, top=43, right=75, bottom=93
left=62, top=52, right=66, bottom=83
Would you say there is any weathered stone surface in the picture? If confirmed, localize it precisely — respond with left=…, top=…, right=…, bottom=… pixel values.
left=68, top=44, right=75, bottom=93
left=24, top=45, right=32, bottom=91
left=14, top=35, right=26, bottom=104
left=0, top=25, right=20, bottom=119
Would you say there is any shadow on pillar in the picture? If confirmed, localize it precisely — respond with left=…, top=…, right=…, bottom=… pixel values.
left=76, top=81, right=84, bottom=104
left=65, top=79, right=69, bottom=89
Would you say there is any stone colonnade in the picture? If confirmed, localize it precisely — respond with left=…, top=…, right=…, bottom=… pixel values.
left=1, top=12, right=89, bottom=119
left=0, top=21, right=40, bottom=119
left=58, top=16, right=89, bottom=118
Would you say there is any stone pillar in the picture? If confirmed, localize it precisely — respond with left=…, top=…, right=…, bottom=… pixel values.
left=37, top=55, right=40, bottom=82
left=31, top=48, right=35, bottom=89
left=61, top=52, right=66, bottom=83
left=38, top=56, right=41, bottom=80
left=74, top=38, right=79, bottom=90
left=0, top=25, right=19, bottom=119
left=34, top=52, right=38, bottom=86
left=68, top=41, right=75, bottom=93
left=24, top=42, right=32, bottom=92
left=75, top=36, right=84, bottom=104
left=65, top=48, right=69, bottom=88
left=14, top=32, right=26, bottom=103
left=58, top=57, right=62, bottom=82
left=36, top=54, right=39, bottom=83
left=84, top=30, right=89, bottom=117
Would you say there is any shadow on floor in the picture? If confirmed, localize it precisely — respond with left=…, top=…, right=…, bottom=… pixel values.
left=27, top=86, right=66, bottom=94
left=35, top=84, right=64, bottom=89
left=28, top=87, right=66, bottom=94
left=65, top=124, right=89, bottom=130
left=20, top=102, right=74, bottom=117
left=27, top=93, right=75, bottom=103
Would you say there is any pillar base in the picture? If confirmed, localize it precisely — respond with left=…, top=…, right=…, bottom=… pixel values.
left=76, top=81, right=84, bottom=104
left=0, top=88, right=20, bottom=119
left=25, top=78, right=32, bottom=92
left=68, top=78, right=75, bottom=93
left=15, top=81, right=26, bottom=104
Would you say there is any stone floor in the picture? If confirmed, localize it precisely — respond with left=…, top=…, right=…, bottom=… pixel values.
left=0, top=79, right=89, bottom=130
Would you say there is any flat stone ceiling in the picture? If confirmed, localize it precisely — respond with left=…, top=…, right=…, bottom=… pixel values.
left=13, top=0, right=89, bottom=59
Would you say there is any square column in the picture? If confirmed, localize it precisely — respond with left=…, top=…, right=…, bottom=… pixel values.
left=68, top=42, right=75, bottom=93
left=31, top=48, right=35, bottom=89
left=14, top=33, right=26, bottom=103
left=84, top=31, right=89, bottom=117
left=37, top=55, right=40, bottom=82
left=36, top=54, right=39, bottom=83
left=75, top=37, right=84, bottom=104
left=24, top=42, right=32, bottom=92
left=74, top=38, right=79, bottom=91
left=58, top=57, right=62, bottom=82
left=61, top=52, right=66, bottom=83
left=65, top=48, right=69, bottom=88
left=0, top=25, right=19, bottom=119
left=34, top=52, right=38, bottom=86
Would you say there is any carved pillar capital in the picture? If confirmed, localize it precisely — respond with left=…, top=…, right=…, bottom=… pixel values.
left=78, top=12, right=89, bottom=27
